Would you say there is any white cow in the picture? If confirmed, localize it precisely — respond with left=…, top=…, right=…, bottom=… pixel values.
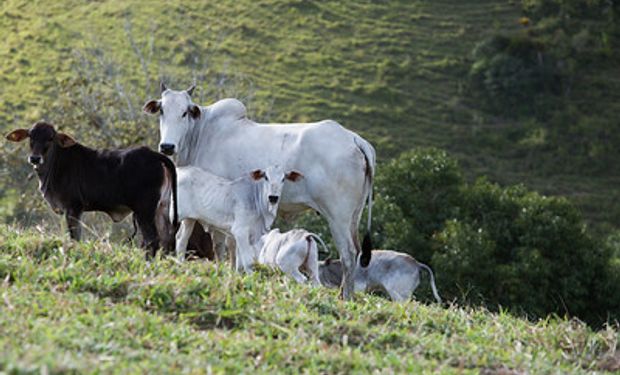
left=257, top=228, right=329, bottom=285
left=144, top=84, right=376, bottom=299
left=319, top=250, right=442, bottom=303
left=174, top=164, right=302, bottom=271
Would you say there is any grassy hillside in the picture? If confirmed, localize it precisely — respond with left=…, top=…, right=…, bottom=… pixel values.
left=0, top=0, right=618, bottom=229
left=1, top=226, right=619, bottom=373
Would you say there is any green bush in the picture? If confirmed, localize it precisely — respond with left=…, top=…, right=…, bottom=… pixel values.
left=432, top=178, right=611, bottom=324
left=373, top=148, right=462, bottom=262
left=468, top=34, right=564, bottom=116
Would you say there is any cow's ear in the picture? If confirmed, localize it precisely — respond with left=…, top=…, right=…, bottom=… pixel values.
left=286, top=171, right=304, bottom=182
left=250, top=169, right=265, bottom=181
left=5, top=129, right=29, bottom=142
left=143, top=100, right=161, bottom=115
left=56, top=133, right=76, bottom=148
left=188, top=104, right=201, bottom=120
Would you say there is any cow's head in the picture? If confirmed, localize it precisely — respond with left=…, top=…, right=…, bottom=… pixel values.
left=250, top=165, right=304, bottom=215
left=143, top=82, right=201, bottom=156
left=5, top=122, right=76, bottom=167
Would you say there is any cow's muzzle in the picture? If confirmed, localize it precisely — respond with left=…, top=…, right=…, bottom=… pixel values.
left=268, top=195, right=279, bottom=204
left=159, top=143, right=175, bottom=155
left=28, top=155, right=42, bottom=165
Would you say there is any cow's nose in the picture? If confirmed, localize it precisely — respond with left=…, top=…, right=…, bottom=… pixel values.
left=268, top=195, right=279, bottom=204
left=28, top=155, right=42, bottom=165
left=159, top=143, right=175, bottom=155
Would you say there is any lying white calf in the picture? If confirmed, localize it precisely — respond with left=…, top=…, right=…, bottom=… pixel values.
left=319, top=250, right=442, bottom=303
left=257, top=228, right=328, bottom=284
left=174, top=165, right=303, bottom=271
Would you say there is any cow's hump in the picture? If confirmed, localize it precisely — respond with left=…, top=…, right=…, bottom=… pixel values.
left=207, top=98, right=247, bottom=123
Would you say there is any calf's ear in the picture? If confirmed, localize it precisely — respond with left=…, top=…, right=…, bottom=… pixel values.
left=143, top=100, right=161, bottom=115
left=188, top=104, right=201, bottom=120
left=5, top=129, right=29, bottom=142
left=250, top=169, right=265, bottom=181
left=285, top=171, right=304, bottom=182
left=56, top=133, right=77, bottom=148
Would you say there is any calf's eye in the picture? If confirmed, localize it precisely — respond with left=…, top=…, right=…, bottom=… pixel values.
left=159, top=108, right=164, bottom=115
left=182, top=111, right=187, bottom=118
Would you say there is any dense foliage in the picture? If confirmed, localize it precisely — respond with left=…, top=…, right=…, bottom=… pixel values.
left=371, top=148, right=619, bottom=325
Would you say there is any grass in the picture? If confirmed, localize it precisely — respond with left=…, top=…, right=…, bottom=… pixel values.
left=0, top=0, right=618, bottom=229
left=1, top=225, right=619, bottom=373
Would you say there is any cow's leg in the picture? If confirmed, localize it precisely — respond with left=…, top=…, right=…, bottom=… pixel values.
left=325, top=219, right=357, bottom=299
left=176, top=219, right=196, bottom=261
left=135, top=212, right=159, bottom=259
left=65, top=208, right=83, bottom=241
left=226, top=236, right=236, bottom=269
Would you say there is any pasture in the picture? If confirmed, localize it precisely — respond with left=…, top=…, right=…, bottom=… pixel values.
left=1, top=0, right=620, bottom=373
left=1, top=226, right=619, bottom=373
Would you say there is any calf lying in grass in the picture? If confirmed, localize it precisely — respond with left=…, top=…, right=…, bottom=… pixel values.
left=257, top=228, right=328, bottom=284
left=174, top=165, right=302, bottom=272
left=319, top=250, right=442, bottom=303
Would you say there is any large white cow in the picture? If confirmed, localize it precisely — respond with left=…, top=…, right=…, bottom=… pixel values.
left=143, top=83, right=376, bottom=299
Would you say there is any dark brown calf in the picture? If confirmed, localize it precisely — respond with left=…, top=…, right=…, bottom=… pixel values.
left=6, top=121, right=178, bottom=257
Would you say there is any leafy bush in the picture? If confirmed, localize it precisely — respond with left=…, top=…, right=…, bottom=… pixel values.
left=372, top=148, right=462, bottom=262
left=468, top=34, right=564, bottom=116
left=432, top=178, right=612, bottom=324
left=371, top=148, right=617, bottom=325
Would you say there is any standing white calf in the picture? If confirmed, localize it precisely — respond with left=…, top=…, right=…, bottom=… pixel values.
left=257, top=228, right=329, bottom=285
left=174, top=165, right=303, bottom=272
left=319, top=250, right=442, bottom=303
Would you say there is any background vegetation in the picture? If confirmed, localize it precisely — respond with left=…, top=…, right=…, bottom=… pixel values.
left=1, top=0, right=619, bottom=370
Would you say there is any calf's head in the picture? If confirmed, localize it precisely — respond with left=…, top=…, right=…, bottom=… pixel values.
left=143, top=83, right=201, bottom=156
left=250, top=165, right=304, bottom=215
left=5, top=122, right=76, bottom=167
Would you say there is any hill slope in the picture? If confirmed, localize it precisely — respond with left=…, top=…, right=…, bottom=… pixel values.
left=1, top=226, right=618, bottom=373
left=0, top=0, right=618, bottom=228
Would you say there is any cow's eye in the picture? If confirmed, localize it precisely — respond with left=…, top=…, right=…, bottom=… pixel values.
left=159, top=108, right=164, bottom=115
left=264, top=175, right=269, bottom=181
left=182, top=111, right=187, bottom=118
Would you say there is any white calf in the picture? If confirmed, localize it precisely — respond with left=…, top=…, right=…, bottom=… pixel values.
left=174, top=165, right=302, bottom=271
left=257, top=228, right=328, bottom=285
left=319, top=250, right=442, bottom=303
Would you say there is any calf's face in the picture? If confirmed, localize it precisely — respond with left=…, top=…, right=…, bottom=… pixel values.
left=5, top=122, right=76, bottom=167
left=143, top=83, right=200, bottom=156
left=250, top=166, right=304, bottom=215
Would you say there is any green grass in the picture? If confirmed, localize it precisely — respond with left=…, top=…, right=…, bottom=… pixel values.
left=1, top=225, right=619, bottom=373
left=0, top=0, right=618, bottom=229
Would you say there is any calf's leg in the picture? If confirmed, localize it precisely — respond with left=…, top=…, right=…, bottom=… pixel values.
left=135, top=213, right=160, bottom=259
left=176, top=219, right=196, bottom=261
left=275, top=243, right=307, bottom=283
left=65, top=208, right=83, bottom=241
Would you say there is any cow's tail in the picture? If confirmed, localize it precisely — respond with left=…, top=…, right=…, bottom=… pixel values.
left=158, top=154, right=178, bottom=229
left=354, top=136, right=375, bottom=268
left=308, top=233, right=330, bottom=255
left=418, top=262, right=442, bottom=304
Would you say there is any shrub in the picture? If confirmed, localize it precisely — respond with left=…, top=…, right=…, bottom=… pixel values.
left=373, top=148, right=462, bottom=262
left=468, top=34, right=564, bottom=117
left=433, top=178, right=610, bottom=324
